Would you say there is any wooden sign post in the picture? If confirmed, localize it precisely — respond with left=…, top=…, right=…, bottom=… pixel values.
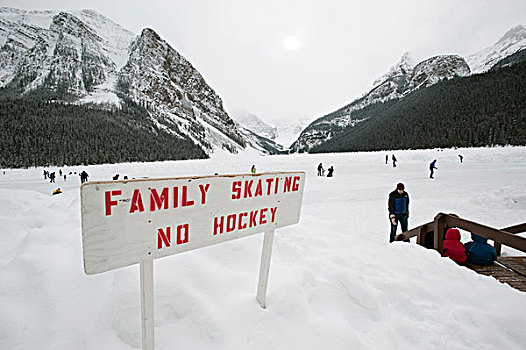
left=80, top=172, right=305, bottom=349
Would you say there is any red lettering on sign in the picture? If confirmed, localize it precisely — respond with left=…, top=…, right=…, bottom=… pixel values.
left=293, top=176, right=300, bottom=191
left=177, top=224, right=189, bottom=245
left=182, top=186, right=195, bottom=207
left=259, top=207, right=268, bottom=225
left=105, top=190, right=122, bottom=216
left=244, top=180, right=253, bottom=198
left=173, top=187, right=179, bottom=208
left=214, top=216, right=224, bottom=235
left=270, top=207, right=278, bottom=222
left=284, top=176, right=292, bottom=192
left=211, top=206, right=281, bottom=236
left=249, top=210, right=257, bottom=227
left=274, top=177, right=279, bottom=194
left=199, top=184, right=210, bottom=204
left=238, top=212, right=248, bottom=230
left=150, top=187, right=169, bottom=211
left=266, top=178, right=273, bottom=195
left=130, top=189, right=145, bottom=213
left=254, top=179, right=263, bottom=197
left=232, top=181, right=241, bottom=199
left=227, top=214, right=236, bottom=232
left=158, top=227, right=171, bottom=249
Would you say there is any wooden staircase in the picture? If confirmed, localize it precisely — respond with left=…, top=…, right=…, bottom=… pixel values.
left=396, top=214, right=526, bottom=292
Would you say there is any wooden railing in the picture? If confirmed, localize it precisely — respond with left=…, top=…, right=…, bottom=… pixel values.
left=396, top=213, right=526, bottom=255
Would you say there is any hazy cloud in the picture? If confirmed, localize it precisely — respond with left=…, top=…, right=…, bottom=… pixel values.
left=3, top=0, right=526, bottom=123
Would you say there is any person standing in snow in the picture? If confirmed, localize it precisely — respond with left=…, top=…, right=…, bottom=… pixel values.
left=388, top=182, right=409, bottom=243
left=459, top=154, right=463, bottom=163
left=317, top=163, right=324, bottom=176
left=392, top=154, right=397, bottom=167
left=429, top=159, right=437, bottom=178
left=385, top=154, right=388, bottom=164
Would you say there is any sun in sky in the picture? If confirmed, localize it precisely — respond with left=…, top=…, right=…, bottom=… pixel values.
left=283, top=35, right=301, bottom=51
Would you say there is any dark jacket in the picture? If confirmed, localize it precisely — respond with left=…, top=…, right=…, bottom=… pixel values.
left=465, top=234, right=497, bottom=265
left=443, top=228, right=467, bottom=264
left=388, top=189, right=409, bottom=215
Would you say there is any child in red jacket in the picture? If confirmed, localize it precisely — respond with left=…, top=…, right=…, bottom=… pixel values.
left=443, top=228, right=467, bottom=264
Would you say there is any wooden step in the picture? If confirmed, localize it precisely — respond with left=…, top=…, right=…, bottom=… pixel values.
left=465, top=257, right=526, bottom=292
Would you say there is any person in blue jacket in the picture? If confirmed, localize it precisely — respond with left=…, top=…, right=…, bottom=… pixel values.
left=465, top=233, right=498, bottom=265
left=388, top=182, right=409, bottom=243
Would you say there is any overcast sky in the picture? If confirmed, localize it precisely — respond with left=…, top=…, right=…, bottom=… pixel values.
left=2, top=0, right=526, bottom=124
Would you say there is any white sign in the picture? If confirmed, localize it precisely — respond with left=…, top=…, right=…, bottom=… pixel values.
left=81, top=172, right=305, bottom=275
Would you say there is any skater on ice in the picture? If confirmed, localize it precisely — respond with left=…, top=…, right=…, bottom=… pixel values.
left=429, top=159, right=437, bottom=178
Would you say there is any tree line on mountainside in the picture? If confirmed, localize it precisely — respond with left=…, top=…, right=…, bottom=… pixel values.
left=311, top=58, right=526, bottom=153
left=0, top=98, right=207, bottom=168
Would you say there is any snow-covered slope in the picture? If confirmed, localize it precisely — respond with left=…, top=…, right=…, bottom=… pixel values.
left=0, top=7, right=278, bottom=156
left=466, top=25, right=526, bottom=74
left=233, top=112, right=278, bottom=140
left=235, top=125, right=285, bottom=155
left=0, top=8, right=124, bottom=96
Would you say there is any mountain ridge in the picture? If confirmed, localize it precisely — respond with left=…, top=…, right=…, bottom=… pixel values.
left=0, top=7, right=280, bottom=166
left=290, top=24, right=526, bottom=153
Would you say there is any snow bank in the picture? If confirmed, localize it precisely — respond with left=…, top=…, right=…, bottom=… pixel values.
left=1, top=146, right=525, bottom=350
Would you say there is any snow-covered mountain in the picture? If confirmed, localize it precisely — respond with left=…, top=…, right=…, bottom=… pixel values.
left=235, top=125, right=285, bottom=155
left=271, top=116, right=313, bottom=149
left=290, top=54, right=470, bottom=152
left=466, top=25, right=526, bottom=74
left=0, top=7, right=280, bottom=156
left=291, top=24, right=526, bottom=153
left=233, top=112, right=278, bottom=140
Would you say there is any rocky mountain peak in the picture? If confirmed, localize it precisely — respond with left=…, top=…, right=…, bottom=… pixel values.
left=372, top=52, right=414, bottom=87
left=408, top=55, right=470, bottom=90
left=51, top=11, right=100, bottom=41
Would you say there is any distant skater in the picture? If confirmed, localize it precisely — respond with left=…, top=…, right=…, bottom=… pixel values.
left=385, top=154, right=388, bottom=164
left=392, top=155, right=397, bottom=168
left=80, top=170, right=89, bottom=184
left=251, top=165, right=256, bottom=174
left=459, top=154, right=463, bottom=163
left=429, top=159, right=437, bottom=178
